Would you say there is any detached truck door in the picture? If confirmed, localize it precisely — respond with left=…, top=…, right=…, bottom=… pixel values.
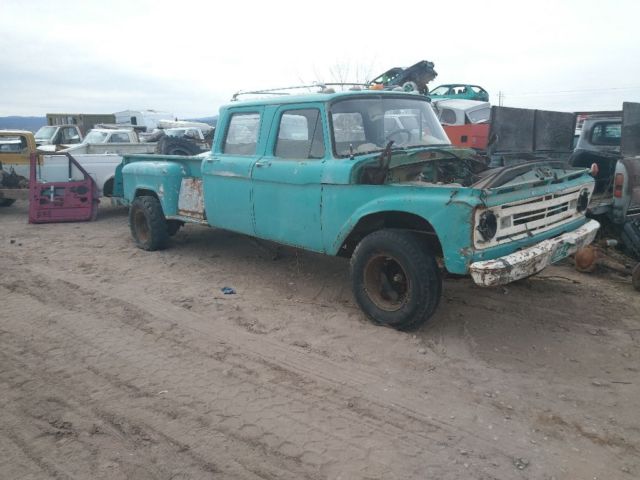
left=251, top=106, right=326, bottom=252
left=201, top=108, right=264, bottom=235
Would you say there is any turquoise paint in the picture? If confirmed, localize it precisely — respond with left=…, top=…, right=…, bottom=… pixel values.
left=117, top=91, right=595, bottom=276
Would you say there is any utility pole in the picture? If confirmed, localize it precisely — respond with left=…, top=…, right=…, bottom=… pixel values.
left=498, top=91, right=504, bottom=106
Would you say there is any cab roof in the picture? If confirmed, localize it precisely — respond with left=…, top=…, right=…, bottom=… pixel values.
left=0, top=129, right=34, bottom=136
left=225, top=89, right=428, bottom=109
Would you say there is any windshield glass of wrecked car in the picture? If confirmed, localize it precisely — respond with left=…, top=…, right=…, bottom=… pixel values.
left=34, top=126, right=57, bottom=140
left=330, top=96, right=450, bottom=157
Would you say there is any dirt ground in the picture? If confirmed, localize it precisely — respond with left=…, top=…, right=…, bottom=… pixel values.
left=1, top=200, right=639, bottom=480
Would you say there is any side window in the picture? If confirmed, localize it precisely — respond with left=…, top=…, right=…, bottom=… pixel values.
left=275, top=109, right=325, bottom=159
left=61, top=127, right=81, bottom=143
left=223, top=112, right=260, bottom=155
left=439, top=109, right=457, bottom=125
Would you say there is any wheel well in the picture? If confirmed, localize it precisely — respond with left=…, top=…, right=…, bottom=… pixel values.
left=102, top=177, right=114, bottom=197
left=134, top=188, right=159, bottom=200
left=339, top=211, right=443, bottom=257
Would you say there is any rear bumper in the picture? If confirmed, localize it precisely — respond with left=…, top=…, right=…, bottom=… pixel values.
left=469, top=219, right=600, bottom=287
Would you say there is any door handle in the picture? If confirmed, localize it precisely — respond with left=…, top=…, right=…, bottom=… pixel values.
left=255, top=160, right=271, bottom=168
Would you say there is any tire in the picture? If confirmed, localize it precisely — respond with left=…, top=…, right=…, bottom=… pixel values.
left=167, top=220, right=183, bottom=236
left=402, top=81, right=419, bottom=93
left=632, top=263, right=640, bottom=292
left=0, top=198, right=16, bottom=207
left=621, top=218, right=640, bottom=261
left=156, top=136, right=201, bottom=156
left=129, top=196, right=169, bottom=251
left=350, top=230, right=442, bottom=330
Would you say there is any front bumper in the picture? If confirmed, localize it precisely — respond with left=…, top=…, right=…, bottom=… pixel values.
left=469, top=219, right=600, bottom=287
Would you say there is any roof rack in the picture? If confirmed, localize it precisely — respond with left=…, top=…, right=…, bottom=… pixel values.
left=231, top=83, right=369, bottom=101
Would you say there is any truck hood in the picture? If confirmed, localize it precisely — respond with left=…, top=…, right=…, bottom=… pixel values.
left=355, top=146, right=592, bottom=193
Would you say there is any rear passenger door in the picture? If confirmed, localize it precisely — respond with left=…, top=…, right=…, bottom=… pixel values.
left=251, top=105, right=327, bottom=252
left=202, top=107, right=263, bottom=234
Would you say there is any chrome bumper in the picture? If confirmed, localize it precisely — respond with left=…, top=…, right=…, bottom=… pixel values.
left=470, top=219, right=600, bottom=287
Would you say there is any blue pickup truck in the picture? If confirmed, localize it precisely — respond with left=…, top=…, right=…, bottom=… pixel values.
left=113, top=90, right=599, bottom=330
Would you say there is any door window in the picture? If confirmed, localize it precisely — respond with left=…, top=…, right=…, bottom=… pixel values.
left=274, top=109, right=325, bottom=159
left=223, top=113, right=261, bottom=155
left=61, top=127, right=81, bottom=143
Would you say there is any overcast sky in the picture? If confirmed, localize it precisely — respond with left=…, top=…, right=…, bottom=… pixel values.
left=1, top=0, right=639, bottom=117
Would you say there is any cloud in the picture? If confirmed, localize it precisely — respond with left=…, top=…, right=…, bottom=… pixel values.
left=1, top=0, right=640, bottom=116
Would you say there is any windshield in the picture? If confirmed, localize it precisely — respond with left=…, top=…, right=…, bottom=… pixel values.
left=467, top=107, right=490, bottom=124
left=35, top=126, right=57, bottom=140
left=429, top=86, right=450, bottom=95
left=83, top=131, right=109, bottom=143
left=330, top=96, right=450, bottom=157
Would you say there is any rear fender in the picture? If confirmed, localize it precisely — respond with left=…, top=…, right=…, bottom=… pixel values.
left=122, top=161, right=187, bottom=216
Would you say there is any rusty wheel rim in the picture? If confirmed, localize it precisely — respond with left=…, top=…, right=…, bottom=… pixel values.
left=363, top=254, right=410, bottom=312
left=133, top=209, right=149, bottom=244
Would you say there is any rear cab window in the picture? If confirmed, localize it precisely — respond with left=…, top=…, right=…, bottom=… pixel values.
left=590, top=122, right=621, bottom=146
left=223, top=113, right=261, bottom=155
left=0, top=135, right=28, bottom=153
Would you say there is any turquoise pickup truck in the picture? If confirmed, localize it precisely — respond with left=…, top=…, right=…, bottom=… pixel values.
left=114, top=90, right=599, bottom=330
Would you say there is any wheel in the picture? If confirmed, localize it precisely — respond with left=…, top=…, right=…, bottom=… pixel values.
left=167, top=219, right=183, bottom=236
left=402, top=81, right=419, bottom=92
left=129, top=196, right=169, bottom=251
left=350, top=230, right=442, bottom=330
left=156, top=136, right=201, bottom=156
left=0, top=198, right=16, bottom=207
left=621, top=218, right=640, bottom=261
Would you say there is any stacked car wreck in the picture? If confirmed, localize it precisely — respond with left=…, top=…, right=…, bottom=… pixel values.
left=113, top=90, right=599, bottom=329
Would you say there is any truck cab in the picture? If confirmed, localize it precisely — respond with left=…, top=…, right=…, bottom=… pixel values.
left=117, top=90, right=599, bottom=330
left=34, top=124, right=83, bottom=148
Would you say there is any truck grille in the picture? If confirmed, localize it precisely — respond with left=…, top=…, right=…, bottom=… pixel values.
left=474, top=186, right=591, bottom=249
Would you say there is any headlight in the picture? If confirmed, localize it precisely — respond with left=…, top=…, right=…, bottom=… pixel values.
left=577, top=189, right=590, bottom=213
left=477, top=210, right=498, bottom=241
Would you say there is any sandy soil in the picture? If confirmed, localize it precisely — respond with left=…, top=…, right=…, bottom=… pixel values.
left=1, top=199, right=639, bottom=480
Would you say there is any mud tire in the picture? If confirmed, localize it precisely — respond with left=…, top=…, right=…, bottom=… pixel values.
left=129, top=196, right=169, bottom=251
left=156, top=136, right=201, bottom=156
left=350, top=230, right=442, bottom=330
left=621, top=218, right=640, bottom=261
left=0, top=198, right=16, bottom=207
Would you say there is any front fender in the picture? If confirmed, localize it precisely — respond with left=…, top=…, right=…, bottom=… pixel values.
left=322, top=184, right=480, bottom=273
left=122, top=161, right=187, bottom=216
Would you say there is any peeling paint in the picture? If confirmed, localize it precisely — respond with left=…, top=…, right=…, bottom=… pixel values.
left=177, top=177, right=205, bottom=220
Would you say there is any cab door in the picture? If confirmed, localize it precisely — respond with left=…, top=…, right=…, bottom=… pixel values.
left=251, top=106, right=328, bottom=252
left=201, top=107, right=263, bottom=235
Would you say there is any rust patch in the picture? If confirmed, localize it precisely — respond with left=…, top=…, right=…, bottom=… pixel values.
left=177, top=177, right=205, bottom=220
